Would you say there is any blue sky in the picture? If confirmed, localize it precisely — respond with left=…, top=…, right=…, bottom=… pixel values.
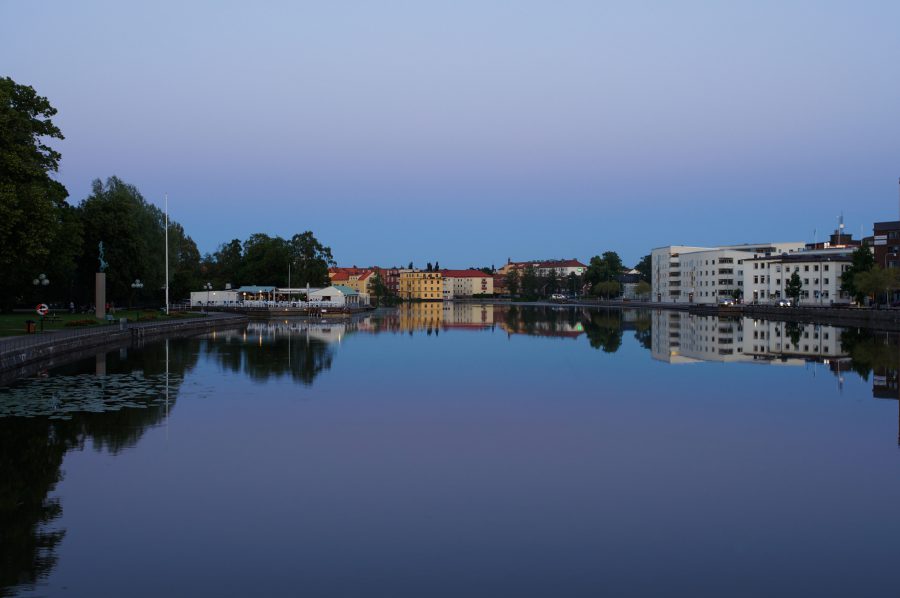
left=3, top=0, right=899, bottom=267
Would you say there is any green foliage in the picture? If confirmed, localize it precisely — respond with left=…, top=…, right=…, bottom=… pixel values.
left=841, top=242, right=875, bottom=303
left=0, top=77, right=71, bottom=310
left=635, top=280, right=652, bottom=297
left=545, top=269, right=559, bottom=294
left=240, top=234, right=291, bottom=286
left=288, top=231, right=334, bottom=287
left=77, top=178, right=152, bottom=303
left=785, top=272, right=803, bottom=303
left=583, top=311, right=623, bottom=352
left=853, top=266, right=900, bottom=305
left=369, top=272, right=398, bottom=305
left=592, top=280, right=622, bottom=299
left=520, top=265, right=539, bottom=299
left=505, top=269, right=520, bottom=296
left=585, top=251, right=624, bottom=287
left=635, top=254, right=652, bottom=282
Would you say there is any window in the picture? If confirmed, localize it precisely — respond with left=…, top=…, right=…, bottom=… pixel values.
left=824, top=265, right=829, bottom=271
left=804, top=265, right=809, bottom=272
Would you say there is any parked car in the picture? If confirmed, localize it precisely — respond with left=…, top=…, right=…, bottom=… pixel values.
left=776, top=298, right=794, bottom=307
left=719, top=298, right=736, bottom=306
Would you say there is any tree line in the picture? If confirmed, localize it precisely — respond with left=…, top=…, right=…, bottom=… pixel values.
left=0, top=76, right=333, bottom=311
left=503, top=252, right=652, bottom=300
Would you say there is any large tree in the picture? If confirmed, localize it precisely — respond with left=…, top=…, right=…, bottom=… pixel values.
left=585, top=251, right=624, bottom=287
left=77, top=176, right=199, bottom=306
left=288, top=231, right=334, bottom=287
left=785, top=271, right=803, bottom=304
left=240, top=234, right=291, bottom=287
left=854, top=266, right=900, bottom=306
left=0, top=77, right=72, bottom=310
left=520, top=265, right=539, bottom=299
left=635, top=254, right=652, bottom=282
left=505, top=269, right=520, bottom=297
left=841, top=241, right=875, bottom=303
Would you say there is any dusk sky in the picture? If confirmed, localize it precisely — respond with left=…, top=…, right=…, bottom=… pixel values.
left=4, top=1, right=899, bottom=267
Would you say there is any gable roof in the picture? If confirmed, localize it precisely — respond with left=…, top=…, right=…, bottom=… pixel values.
left=440, top=269, right=488, bottom=278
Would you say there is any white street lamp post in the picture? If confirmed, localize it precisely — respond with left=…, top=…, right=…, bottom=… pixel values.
left=204, top=282, right=213, bottom=312
left=33, top=274, right=49, bottom=332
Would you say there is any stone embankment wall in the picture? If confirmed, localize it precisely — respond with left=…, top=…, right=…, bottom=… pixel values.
left=0, top=313, right=248, bottom=381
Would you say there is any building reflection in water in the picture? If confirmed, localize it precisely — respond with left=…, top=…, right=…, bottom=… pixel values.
left=651, top=311, right=849, bottom=365
left=5, top=305, right=900, bottom=595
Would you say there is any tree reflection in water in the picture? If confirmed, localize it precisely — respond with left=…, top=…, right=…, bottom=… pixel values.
left=201, top=323, right=335, bottom=385
left=2, top=309, right=900, bottom=595
left=0, top=341, right=196, bottom=597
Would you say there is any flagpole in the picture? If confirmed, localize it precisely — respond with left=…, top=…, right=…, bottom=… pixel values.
left=165, top=193, right=170, bottom=315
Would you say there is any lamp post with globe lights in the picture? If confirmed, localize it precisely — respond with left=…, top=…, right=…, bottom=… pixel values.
left=33, top=274, right=49, bottom=332
left=130, top=279, right=144, bottom=311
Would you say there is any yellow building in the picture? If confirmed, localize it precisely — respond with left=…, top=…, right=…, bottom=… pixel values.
left=399, top=270, right=443, bottom=301
left=398, top=301, right=444, bottom=330
left=329, top=269, right=375, bottom=304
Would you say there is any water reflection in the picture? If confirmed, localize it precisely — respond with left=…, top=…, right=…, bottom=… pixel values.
left=0, top=340, right=194, bottom=597
left=3, top=305, right=900, bottom=596
left=651, top=311, right=849, bottom=364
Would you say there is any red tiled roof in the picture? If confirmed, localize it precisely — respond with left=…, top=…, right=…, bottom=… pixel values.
left=357, top=271, right=374, bottom=281
left=440, top=269, right=488, bottom=278
left=507, top=259, right=586, bottom=269
left=330, top=272, right=350, bottom=281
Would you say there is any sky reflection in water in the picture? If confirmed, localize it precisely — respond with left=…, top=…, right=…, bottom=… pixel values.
left=2, top=305, right=900, bottom=598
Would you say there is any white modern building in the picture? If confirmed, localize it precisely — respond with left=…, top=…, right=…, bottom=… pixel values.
left=742, top=248, right=854, bottom=305
left=190, top=289, right=240, bottom=307
left=651, top=311, right=847, bottom=364
left=308, top=285, right=360, bottom=307
left=651, top=243, right=806, bottom=304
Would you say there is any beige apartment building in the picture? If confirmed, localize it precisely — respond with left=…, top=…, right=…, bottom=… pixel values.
left=399, top=270, right=443, bottom=301
left=441, top=269, right=494, bottom=299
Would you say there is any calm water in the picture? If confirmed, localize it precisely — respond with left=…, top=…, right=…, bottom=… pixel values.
left=2, top=305, right=900, bottom=597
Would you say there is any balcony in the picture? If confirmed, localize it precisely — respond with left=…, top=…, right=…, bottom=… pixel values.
left=718, top=268, right=733, bottom=275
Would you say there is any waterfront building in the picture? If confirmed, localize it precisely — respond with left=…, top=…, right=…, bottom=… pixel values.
left=440, top=269, right=493, bottom=299
left=189, top=289, right=240, bottom=307
left=309, top=285, right=360, bottom=307
left=873, top=220, right=900, bottom=269
left=372, top=266, right=401, bottom=295
left=498, top=258, right=587, bottom=278
left=651, top=243, right=805, bottom=304
left=742, top=248, right=853, bottom=305
left=493, top=273, right=508, bottom=296
left=398, top=270, right=443, bottom=301
left=617, top=273, right=644, bottom=300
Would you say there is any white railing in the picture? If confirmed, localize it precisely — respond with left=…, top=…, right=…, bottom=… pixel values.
left=236, top=300, right=349, bottom=309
